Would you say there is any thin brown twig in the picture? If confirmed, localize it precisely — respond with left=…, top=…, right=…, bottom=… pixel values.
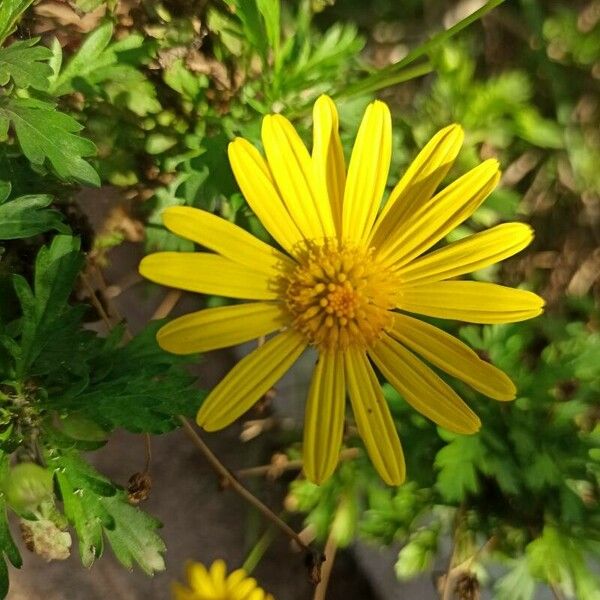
left=81, top=272, right=114, bottom=331
left=313, top=532, right=337, bottom=600
left=236, top=448, right=361, bottom=479
left=442, top=534, right=496, bottom=600
left=177, top=416, right=313, bottom=556
left=150, top=289, right=182, bottom=320
left=441, top=506, right=464, bottom=600
left=143, top=433, right=152, bottom=473
left=93, top=264, right=133, bottom=341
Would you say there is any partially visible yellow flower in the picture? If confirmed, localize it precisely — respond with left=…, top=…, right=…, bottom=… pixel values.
left=140, top=95, right=545, bottom=486
left=172, top=560, right=274, bottom=600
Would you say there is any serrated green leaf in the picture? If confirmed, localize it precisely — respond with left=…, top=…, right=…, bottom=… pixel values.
left=0, top=38, right=52, bottom=90
left=0, top=193, right=68, bottom=239
left=50, top=450, right=114, bottom=567
left=434, top=435, right=481, bottom=502
left=101, top=494, right=165, bottom=574
left=0, top=97, right=99, bottom=185
left=50, top=21, right=114, bottom=96
left=49, top=449, right=164, bottom=574
left=14, top=235, right=84, bottom=377
left=0, top=0, right=34, bottom=45
left=49, top=321, right=200, bottom=433
left=494, top=558, right=536, bottom=600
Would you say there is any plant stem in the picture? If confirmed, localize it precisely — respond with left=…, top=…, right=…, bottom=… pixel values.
left=313, top=532, right=337, bottom=600
left=81, top=272, right=113, bottom=331
left=143, top=433, right=152, bottom=473
left=242, top=527, right=276, bottom=575
left=177, top=416, right=313, bottom=556
left=236, top=448, right=360, bottom=479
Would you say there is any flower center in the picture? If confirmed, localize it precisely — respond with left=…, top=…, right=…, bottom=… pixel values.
left=284, top=241, right=400, bottom=350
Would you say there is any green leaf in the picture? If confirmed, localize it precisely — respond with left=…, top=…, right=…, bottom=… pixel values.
left=0, top=181, right=9, bottom=203
left=0, top=0, right=34, bottom=45
left=340, top=0, right=506, bottom=98
left=256, top=0, right=280, bottom=64
left=227, top=0, right=268, bottom=60
left=49, top=23, right=160, bottom=118
left=494, top=558, right=536, bottom=600
left=14, top=235, right=84, bottom=378
left=101, top=494, right=166, bottom=574
left=0, top=453, right=22, bottom=598
left=434, top=435, right=481, bottom=502
left=48, top=321, right=200, bottom=434
left=526, top=526, right=600, bottom=598
left=395, top=528, right=438, bottom=581
left=49, top=449, right=165, bottom=573
left=49, top=449, right=114, bottom=567
left=0, top=97, right=99, bottom=185
left=50, top=20, right=114, bottom=96
left=0, top=38, right=52, bottom=90
left=0, top=193, right=68, bottom=240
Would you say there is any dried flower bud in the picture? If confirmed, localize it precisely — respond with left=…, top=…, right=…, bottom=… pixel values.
left=127, top=472, right=152, bottom=505
left=20, top=518, right=71, bottom=561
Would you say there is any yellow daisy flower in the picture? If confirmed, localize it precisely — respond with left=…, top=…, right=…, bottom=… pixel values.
left=172, top=560, right=274, bottom=600
left=140, top=95, right=544, bottom=486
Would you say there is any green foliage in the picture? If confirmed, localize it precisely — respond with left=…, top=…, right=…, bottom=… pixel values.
left=395, top=526, right=439, bottom=581
left=0, top=38, right=53, bottom=90
left=0, top=97, right=99, bottom=185
left=49, top=449, right=165, bottom=573
left=0, top=0, right=34, bottom=45
left=11, top=235, right=84, bottom=377
left=0, top=184, right=67, bottom=239
left=0, top=229, right=199, bottom=592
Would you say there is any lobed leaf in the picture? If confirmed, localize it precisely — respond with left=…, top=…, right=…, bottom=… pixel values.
left=0, top=38, right=52, bottom=90
left=0, top=189, right=68, bottom=240
left=0, top=97, right=99, bottom=185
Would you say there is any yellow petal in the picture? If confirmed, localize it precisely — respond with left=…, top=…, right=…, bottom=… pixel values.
left=209, top=560, right=227, bottom=595
left=389, top=314, right=515, bottom=400
left=162, top=206, right=295, bottom=276
left=262, top=114, right=335, bottom=239
left=197, top=331, right=306, bottom=431
left=303, top=351, right=346, bottom=484
left=377, top=159, right=501, bottom=268
left=139, top=252, right=278, bottom=300
left=312, top=95, right=346, bottom=235
left=370, top=124, right=464, bottom=247
left=397, top=281, right=545, bottom=323
left=157, top=302, right=287, bottom=354
left=185, top=562, right=215, bottom=595
left=342, top=100, right=392, bottom=243
left=171, top=582, right=197, bottom=600
left=344, top=346, right=405, bottom=485
left=225, top=568, right=248, bottom=590
left=228, top=576, right=257, bottom=599
left=397, top=222, right=533, bottom=285
left=369, top=333, right=481, bottom=434
left=228, top=138, right=304, bottom=255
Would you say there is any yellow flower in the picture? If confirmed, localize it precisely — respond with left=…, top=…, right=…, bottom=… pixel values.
left=140, top=95, right=544, bottom=486
left=172, top=560, right=274, bottom=600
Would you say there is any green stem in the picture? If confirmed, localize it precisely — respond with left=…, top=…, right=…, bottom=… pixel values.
left=242, top=527, right=275, bottom=575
